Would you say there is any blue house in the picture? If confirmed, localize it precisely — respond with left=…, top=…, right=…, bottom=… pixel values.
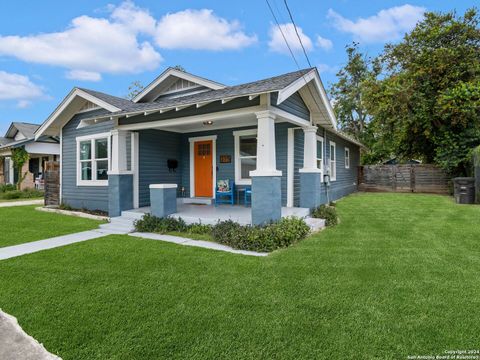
left=35, top=67, right=363, bottom=225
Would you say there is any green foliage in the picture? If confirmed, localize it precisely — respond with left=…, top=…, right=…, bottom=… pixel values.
left=311, top=205, right=338, bottom=226
left=0, top=188, right=43, bottom=200
left=0, top=184, right=16, bottom=193
left=135, top=215, right=310, bottom=252
left=363, top=8, right=480, bottom=175
left=211, top=217, right=310, bottom=252
left=11, top=147, right=30, bottom=189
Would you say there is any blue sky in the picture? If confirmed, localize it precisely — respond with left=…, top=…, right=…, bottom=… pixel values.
left=0, top=0, right=473, bottom=134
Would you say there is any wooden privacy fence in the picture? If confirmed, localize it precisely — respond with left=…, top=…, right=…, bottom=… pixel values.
left=358, top=164, right=450, bottom=194
left=44, top=161, right=60, bottom=206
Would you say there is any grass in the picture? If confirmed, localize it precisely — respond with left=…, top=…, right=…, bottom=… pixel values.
left=0, top=193, right=479, bottom=359
left=0, top=206, right=104, bottom=248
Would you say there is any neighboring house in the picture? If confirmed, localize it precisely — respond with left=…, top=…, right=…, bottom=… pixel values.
left=0, top=122, right=60, bottom=189
left=35, top=67, right=363, bottom=224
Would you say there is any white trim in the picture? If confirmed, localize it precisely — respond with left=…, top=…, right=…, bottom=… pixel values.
left=149, top=184, right=178, bottom=189
left=133, top=68, right=225, bottom=103
left=189, top=136, right=217, bottom=198
left=269, top=107, right=310, bottom=127
left=35, top=88, right=121, bottom=140
left=188, top=135, right=217, bottom=143
left=117, top=106, right=264, bottom=132
left=317, top=135, right=324, bottom=178
left=76, top=132, right=111, bottom=187
left=234, top=128, right=257, bottom=185
left=329, top=141, right=336, bottom=181
left=345, top=147, right=350, bottom=169
left=287, top=128, right=296, bottom=207
left=132, top=132, right=139, bottom=208
left=299, top=126, right=320, bottom=173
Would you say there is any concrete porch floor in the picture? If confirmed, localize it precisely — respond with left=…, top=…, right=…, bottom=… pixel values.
left=125, top=199, right=310, bottom=225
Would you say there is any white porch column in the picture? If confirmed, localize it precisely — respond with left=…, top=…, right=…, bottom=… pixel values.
left=110, top=129, right=129, bottom=174
left=250, top=110, right=282, bottom=177
left=300, top=125, right=321, bottom=173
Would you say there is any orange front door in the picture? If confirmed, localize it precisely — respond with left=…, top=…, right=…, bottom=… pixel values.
left=194, top=140, right=213, bottom=197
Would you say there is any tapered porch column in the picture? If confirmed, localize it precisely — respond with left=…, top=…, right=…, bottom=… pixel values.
left=108, top=129, right=133, bottom=217
left=250, top=111, right=282, bottom=226
left=299, top=126, right=322, bottom=209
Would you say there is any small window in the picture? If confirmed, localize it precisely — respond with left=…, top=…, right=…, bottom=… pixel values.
left=234, top=129, right=257, bottom=185
left=317, top=136, right=324, bottom=174
left=330, top=141, right=336, bottom=181
left=345, top=147, right=350, bottom=169
left=77, top=134, right=110, bottom=186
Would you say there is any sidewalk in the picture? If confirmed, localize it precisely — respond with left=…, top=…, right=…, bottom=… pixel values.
left=0, top=199, right=43, bottom=208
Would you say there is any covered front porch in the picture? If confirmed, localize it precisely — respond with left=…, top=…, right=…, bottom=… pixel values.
left=124, top=198, right=310, bottom=225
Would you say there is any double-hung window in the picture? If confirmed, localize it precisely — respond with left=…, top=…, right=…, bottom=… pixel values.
left=345, top=147, right=350, bottom=169
left=234, top=129, right=257, bottom=185
left=77, top=133, right=110, bottom=186
left=316, top=135, right=324, bottom=175
left=329, top=141, right=336, bottom=181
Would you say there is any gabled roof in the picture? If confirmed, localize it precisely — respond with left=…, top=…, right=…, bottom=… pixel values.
left=35, top=87, right=126, bottom=139
left=0, top=137, right=13, bottom=146
left=5, top=122, right=40, bottom=139
left=133, top=67, right=225, bottom=103
left=79, top=68, right=315, bottom=120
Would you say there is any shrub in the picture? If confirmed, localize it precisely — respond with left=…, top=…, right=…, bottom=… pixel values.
left=134, top=214, right=187, bottom=233
left=1, top=190, right=22, bottom=199
left=211, top=217, right=310, bottom=252
left=187, top=223, right=213, bottom=235
left=311, top=204, right=338, bottom=226
left=20, top=188, right=44, bottom=198
left=0, top=184, right=16, bottom=193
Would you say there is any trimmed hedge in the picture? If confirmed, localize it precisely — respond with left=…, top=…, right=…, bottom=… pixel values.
left=134, top=215, right=310, bottom=252
left=0, top=188, right=44, bottom=200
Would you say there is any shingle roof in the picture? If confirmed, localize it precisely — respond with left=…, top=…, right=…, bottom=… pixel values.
left=81, top=68, right=314, bottom=117
left=77, top=88, right=135, bottom=110
left=9, top=122, right=40, bottom=139
left=0, top=137, right=13, bottom=146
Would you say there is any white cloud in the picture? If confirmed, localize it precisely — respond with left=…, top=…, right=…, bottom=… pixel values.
left=316, top=36, right=333, bottom=51
left=109, top=0, right=156, bottom=35
left=268, top=23, right=313, bottom=54
left=0, top=71, right=45, bottom=107
left=66, top=70, right=102, bottom=82
left=155, top=9, right=257, bottom=50
left=328, top=4, right=425, bottom=43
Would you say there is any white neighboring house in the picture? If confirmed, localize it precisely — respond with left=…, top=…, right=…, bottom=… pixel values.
left=0, top=122, right=60, bottom=190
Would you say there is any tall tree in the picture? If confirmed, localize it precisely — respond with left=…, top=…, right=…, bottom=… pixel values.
left=329, top=43, right=380, bottom=143
left=365, top=8, right=480, bottom=174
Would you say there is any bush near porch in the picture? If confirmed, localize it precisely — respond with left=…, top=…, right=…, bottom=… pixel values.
left=0, top=185, right=43, bottom=201
left=134, top=215, right=310, bottom=252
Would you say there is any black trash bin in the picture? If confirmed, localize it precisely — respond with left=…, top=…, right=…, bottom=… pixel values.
left=453, top=177, right=475, bottom=204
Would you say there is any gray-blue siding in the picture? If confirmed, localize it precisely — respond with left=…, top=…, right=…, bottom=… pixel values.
left=271, top=91, right=309, bottom=120
left=61, top=109, right=114, bottom=212
left=293, top=128, right=360, bottom=206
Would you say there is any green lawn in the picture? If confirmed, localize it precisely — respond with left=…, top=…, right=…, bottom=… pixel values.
left=0, top=193, right=479, bottom=359
left=0, top=206, right=103, bottom=248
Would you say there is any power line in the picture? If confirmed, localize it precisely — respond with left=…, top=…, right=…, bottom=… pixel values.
left=283, top=0, right=313, bottom=68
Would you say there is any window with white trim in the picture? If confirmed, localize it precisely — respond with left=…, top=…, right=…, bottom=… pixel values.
left=77, top=133, right=110, bottom=186
left=345, top=147, right=350, bottom=169
left=234, top=129, right=257, bottom=185
left=316, top=136, right=324, bottom=175
left=329, top=141, right=336, bottom=181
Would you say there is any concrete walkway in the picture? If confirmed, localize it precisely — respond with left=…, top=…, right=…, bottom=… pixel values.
left=130, top=232, right=269, bottom=257
left=0, top=310, right=61, bottom=360
left=0, top=199, right=43, bottom=208
left=0, top=230, right=106, bottom=261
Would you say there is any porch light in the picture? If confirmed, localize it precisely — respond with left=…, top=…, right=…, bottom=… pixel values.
left=203, top=121, right=214, bottom=126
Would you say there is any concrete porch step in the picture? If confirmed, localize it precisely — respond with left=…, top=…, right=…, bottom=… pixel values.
left=120, top=210, right=146, bottom=221
left=179, top=197, right=214, bottom=205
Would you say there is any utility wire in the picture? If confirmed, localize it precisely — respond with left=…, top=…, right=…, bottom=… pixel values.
left=283, top=0, right=313, bottom=68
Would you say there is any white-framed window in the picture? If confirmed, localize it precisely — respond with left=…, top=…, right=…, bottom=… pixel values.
left=316, top=135, right=324, bottom=175
left=329, top=141, right=336, bottom=181
left=233, top=129, right=257, bottom=185
left=76, top=133, right=110, bottom=186
left=345, top=147, right=350, bottom=169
